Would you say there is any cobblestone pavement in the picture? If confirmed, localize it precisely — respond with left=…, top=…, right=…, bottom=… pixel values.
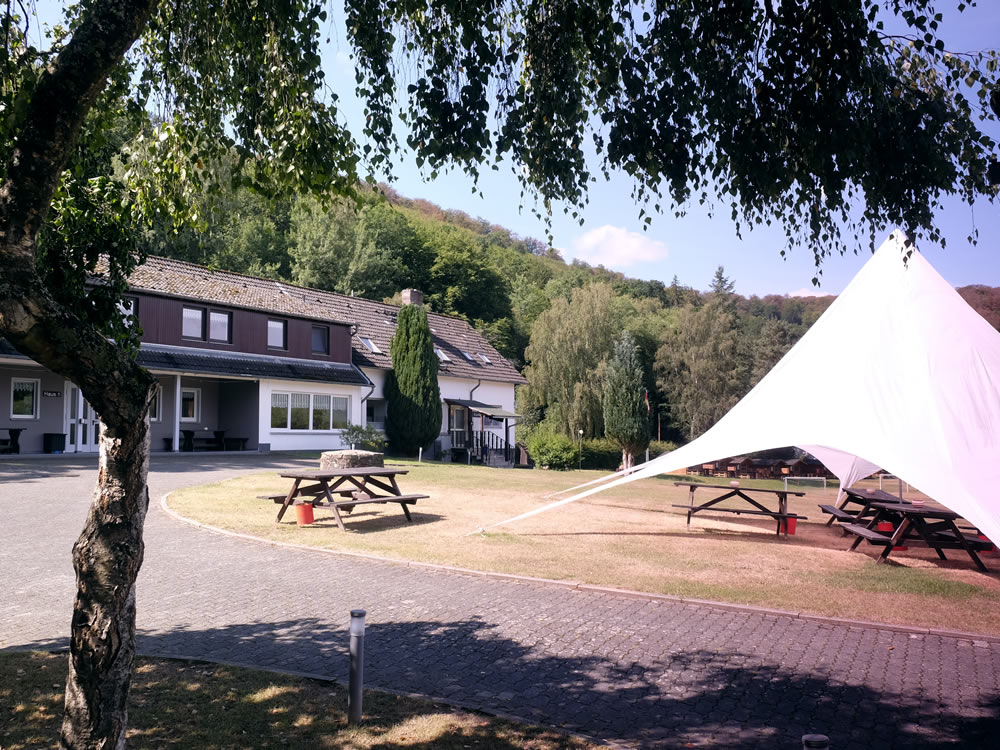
left=2, top=455, right=999, bottom=748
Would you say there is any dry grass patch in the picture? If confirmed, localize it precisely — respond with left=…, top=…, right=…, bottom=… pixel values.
left=166, top=461, right=1000, bottom=635
left=0, top=651, right=592, bottom=749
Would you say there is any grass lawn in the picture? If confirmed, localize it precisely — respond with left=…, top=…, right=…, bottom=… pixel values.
left=0, top=651, right=592, bottom=749
left=166, top=461, right=1000, bottom=636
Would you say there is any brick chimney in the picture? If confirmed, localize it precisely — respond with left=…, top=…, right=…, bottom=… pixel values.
left=401, top=288, right=424, bottom=306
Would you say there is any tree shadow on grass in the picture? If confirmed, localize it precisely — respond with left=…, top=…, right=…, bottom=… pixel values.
left=8, top=615, right=998, bottom=749
left=285, top=509, right=446, bottom=533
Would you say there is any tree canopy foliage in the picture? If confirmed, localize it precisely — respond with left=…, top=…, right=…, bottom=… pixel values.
left=348, top=0, right=999, bottom=266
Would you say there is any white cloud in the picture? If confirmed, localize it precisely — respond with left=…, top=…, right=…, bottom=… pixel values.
left=569, top=225, right=669, bottom=270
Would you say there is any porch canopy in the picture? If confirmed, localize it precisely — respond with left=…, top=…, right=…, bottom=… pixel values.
left=445, top=399, right=520, bottom=419
left=486, top=231, right=1000, bottom=546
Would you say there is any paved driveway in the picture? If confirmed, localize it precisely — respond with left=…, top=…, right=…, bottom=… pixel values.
left=2, top=455, right=999, bottom=748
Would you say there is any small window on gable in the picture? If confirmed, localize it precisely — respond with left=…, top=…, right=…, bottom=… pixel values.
left=461, top=351, right=475, bottom=361
left=435, top=348, right=451, bottom=362
left=209, top=310, right=231, bottom=343
left=311, top=325, right=329, bottom=355
left=182, top=307, right=205, bottom=339
left=267, top=319, right=287, bottom=349
left=477, top=353, right=492, bottom=364
left=359, top=337, right=382, bottom=354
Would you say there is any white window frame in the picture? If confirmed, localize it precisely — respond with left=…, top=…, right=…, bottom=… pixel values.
left=118, top=297, right=138, bottom=329
left=477, top=352, right=492, bottom=364
left=10, top=377, right=40, bottom=420
left=179, top=387, right=201, bottom=423
left=208, top=310, right=232, bottom=343
left=359, top=336, right=382, bottom=354
left=311, top=325, right=329, bottom=355
left=149, top=386, right=162, bottom=422
left=461, top=350, right=475, bottom=361
left=270, top=390, right=351, bottom=432
left=435, top=347, right=451, bottom=362
left=182, top=306, right=205, bottom=340
left=267, top=319, right=287, bottom=350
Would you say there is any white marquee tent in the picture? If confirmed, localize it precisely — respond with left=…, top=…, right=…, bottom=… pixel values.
left=490, top=231, right=1000, bottom=546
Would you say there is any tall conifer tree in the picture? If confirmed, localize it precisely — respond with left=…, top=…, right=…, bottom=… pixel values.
left=385, top=303, right=442, bottom=454
left=603, top=331, right=650, bottom=469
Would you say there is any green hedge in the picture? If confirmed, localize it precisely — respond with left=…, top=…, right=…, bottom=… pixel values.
left=526, top=432, right=578, bottom=470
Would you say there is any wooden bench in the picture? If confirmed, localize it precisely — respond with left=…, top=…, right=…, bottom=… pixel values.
left=841, top=523, right=893, bottom=545
left=819, top=504, right=856, bottom=523
left=671, top=504, right=807, bottom=520
left=671, top=504, right=807, bottom=536
left=259, top=492, right=429, bottom=521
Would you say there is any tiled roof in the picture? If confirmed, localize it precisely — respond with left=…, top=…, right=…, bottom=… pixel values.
left=137, top=345, right=370, bottom=386
left=123, top=256, right=527, bottom=385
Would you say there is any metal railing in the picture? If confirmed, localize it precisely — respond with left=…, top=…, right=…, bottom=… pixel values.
left=470, top=430, right=514, bottom=465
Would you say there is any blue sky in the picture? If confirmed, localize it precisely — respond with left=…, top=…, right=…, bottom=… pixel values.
left=34, top=1, right=1000, bottom=296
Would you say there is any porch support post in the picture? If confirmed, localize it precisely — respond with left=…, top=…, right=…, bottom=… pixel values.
left=173, top=375, right=181, bottom=452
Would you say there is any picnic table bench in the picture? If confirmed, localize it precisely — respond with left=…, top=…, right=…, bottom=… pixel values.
left=673, top=482, right=807, bottom=537
left=844, top=501, right=992, bottom=572
left=267, top=467, right=428, bottom=531
left=0, top=427, right=25, bottom=455
left=822, top=487, right=908, bottom=526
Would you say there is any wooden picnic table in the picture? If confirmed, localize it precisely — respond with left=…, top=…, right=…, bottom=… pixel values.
left=841, top=500, right=991, bottom=572
left=672, top=481, right=807, bottom=537
left=270, top=467, right=428, bottom=530
left=820, top=486, right=910, bottom=526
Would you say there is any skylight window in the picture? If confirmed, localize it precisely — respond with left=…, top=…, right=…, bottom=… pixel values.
left=435, top=348, right=451, bottom=362
left=461, top=351, right=475, bottom=361
left=477, top=353, right=492, bottom=364
left=360, top=337, right=382, bottom=354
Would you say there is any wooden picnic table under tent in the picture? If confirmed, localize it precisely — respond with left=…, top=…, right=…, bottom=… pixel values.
left=480, top=231, right=1000, bottom=568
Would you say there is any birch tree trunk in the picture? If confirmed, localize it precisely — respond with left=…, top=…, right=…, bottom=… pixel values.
left=0, top=2, right=159, bottom=747
left=61, top=416, right=151, bottom=749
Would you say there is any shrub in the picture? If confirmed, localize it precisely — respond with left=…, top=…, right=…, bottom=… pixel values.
left=526, top=432, right=578, bottom=470
left=648, top=440, right=679, bottom=459
left=580, top=438, right=622, bottom=471
left=341, top=424, right=387, bottom=452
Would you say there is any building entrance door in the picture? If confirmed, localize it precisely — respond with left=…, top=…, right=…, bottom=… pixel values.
left=65, top=382, right=100, bottom=453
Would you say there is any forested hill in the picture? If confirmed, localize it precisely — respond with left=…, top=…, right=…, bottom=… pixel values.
left=144, top=184, right=1000, bottom=442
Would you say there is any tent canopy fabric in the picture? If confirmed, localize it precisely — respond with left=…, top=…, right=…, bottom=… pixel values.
left=489, top=231, right=1000, bottom=545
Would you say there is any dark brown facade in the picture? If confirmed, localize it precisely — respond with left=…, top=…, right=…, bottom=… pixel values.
left=133, top=292, right=353, bottom=363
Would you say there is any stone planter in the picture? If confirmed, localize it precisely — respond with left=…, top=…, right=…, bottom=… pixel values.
left=320, top=450, right=384, bottom=470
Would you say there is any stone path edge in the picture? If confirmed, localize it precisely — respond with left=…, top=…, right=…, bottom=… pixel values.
left=159, top=491, right=1000, bottom=645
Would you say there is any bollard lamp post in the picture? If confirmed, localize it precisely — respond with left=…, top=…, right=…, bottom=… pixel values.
left=578, top=429, right=584, bottom=470
left=348, top=609, right=366, bottom=724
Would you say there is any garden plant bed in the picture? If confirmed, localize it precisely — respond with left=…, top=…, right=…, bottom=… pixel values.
left=166, top=462, right=1000, bottom=636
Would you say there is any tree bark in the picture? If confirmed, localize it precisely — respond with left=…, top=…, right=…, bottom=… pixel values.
left=61, top=415, right=151, bottom=750
left=0, top=2, right=159, bottom=748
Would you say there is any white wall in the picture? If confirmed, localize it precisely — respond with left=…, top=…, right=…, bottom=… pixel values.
left=362, top=368, right=385, bottom=399
left=257, top=378, right=366, bottom=452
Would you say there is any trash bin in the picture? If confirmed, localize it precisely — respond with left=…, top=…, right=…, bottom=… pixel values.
left=43, top=433, right=66, bottom=454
